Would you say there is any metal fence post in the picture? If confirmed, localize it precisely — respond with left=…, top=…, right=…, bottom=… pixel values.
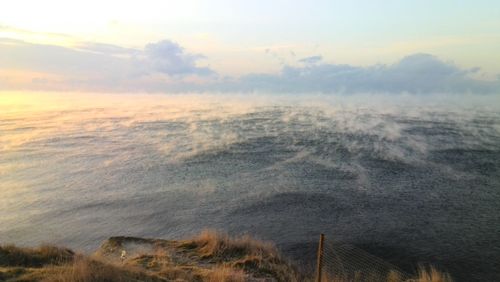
left=316, top=233, right=325, bottom=282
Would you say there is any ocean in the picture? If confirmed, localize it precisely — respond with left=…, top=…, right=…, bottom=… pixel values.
left=1, top=93, right=499, bottom=281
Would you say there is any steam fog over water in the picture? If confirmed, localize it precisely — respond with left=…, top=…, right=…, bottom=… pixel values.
left=1, top=93, right=500, bottom=281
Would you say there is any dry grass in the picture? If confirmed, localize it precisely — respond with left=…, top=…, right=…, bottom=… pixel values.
left=43, top=255, right=163, bottom=282
left=130, top=250, right=197, bottom=281
left=206, top=265, right=246, bottom=282
left=0, top=244, right=161, bottom=282
left=0, top=244, right=74, bottom=267
left=183, top=229, right=301, bottom=281
left=415, top=266, right=453, bottom=282
left=188, top=229, right=278, bottom=260
left=0, top=231, right=454, bottom=282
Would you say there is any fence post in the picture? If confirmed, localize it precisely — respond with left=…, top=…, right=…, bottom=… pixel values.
left=316, top=233, right=325, bottom=282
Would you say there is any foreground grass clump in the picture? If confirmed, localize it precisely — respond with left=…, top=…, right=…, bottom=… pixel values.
left=13, top=256, right=163, bottom=282
left=181, top=229, right=301, bottom=281
left=0, top=230, right=453, bottom=282
left=0, top=244, right=74, bottom=267
left=415, top=266, right=454, bottom=282
left=188, top=229, right=278, bottom=259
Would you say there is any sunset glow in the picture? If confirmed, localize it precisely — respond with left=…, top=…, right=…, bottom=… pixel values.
left=1, top=0, right=500, bottom=93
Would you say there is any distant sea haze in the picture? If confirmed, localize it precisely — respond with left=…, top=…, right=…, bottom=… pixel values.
left=1, top=93, right=499, bottom=281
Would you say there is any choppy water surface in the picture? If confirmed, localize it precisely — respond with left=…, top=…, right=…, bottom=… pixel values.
left=1, top=93, right=500, bottom=281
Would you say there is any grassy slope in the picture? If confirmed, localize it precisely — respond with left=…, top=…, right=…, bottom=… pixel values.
left=0, top=230, right=452, bottom=282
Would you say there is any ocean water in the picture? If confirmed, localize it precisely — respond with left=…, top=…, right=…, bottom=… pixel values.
left=1, top=93, right=500, bottom=281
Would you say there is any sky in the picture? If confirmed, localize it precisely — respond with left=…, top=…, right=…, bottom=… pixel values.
left=1, top=0, right=500, bottom=94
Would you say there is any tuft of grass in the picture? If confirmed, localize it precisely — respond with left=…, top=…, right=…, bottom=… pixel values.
left=206, top=265, right=246, bottom=282
left=0, top=231, right=454, bottom=282
left=415, top=266, right=453, bottom=282
left=157, top=265, right=200, bottom=281
left=183, top=229, right=301, bottom=281
left=41, top=255, right=164, bottom=282
left=187, top=229, right=278, bottom=260
left=0, top=244, right=74, bottom=267
left=0, top=267, right=27, bottom=281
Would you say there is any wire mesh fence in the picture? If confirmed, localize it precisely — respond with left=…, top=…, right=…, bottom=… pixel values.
left=316, top=234, right=415, bottom=282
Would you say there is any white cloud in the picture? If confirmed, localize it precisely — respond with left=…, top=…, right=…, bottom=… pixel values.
left=298, top=55, right=322, bottom=65
left=144, top=40, right=214, bottom=76
left=0, top=38, right=498, bottom=94
left=0, top=38, right=215, bottom=91
left=232, top=54, right=500, bottom=94
left=75, top=42, right=140, bottom=56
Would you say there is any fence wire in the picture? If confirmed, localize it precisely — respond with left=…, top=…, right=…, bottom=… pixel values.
left=319, top=236, right=414, bottom=282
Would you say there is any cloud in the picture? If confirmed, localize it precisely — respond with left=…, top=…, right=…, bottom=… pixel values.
left=298, top=55, right=322, bottom=64
left=0, top=39, right=129, bottom=75
left=233, top=53, right=500, bottom=94
left=0, top=38, right=498, bottom=94
left=76, top=42, right=140, bottom=56
left=144, top=40, right=214, bottom=76
left=0, top=38, right=215, bottom=91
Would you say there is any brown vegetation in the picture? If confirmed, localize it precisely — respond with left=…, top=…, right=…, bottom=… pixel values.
left=415, top=266, right=454, bottom=282
left=182, top=229, right=301, bottom=281
left=0, top=230, right=453, bottom=282
left=0, top=244, right=74, bottom=267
